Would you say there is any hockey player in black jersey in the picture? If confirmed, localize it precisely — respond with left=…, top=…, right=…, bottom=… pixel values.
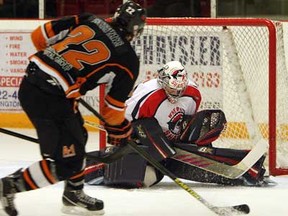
left=0, top=1, right=146, bottom=216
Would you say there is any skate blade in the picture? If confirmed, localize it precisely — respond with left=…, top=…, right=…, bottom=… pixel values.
left=259, top=177, right=278, bottom=187
left=61, top=206, right=104, bottom=215
left=86, top=177, right=104, bottom=185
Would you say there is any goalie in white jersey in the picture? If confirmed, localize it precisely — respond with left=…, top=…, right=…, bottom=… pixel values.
left=85, top=61, right=269, bottom=188
left=125, top=60, right=201, bottom=141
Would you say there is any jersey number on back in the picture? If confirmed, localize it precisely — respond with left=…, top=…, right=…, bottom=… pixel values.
left=53, top=25, right=111, bottom=70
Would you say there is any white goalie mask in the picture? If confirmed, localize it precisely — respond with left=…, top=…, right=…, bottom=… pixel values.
left=157, top=61, right=188, bottom=103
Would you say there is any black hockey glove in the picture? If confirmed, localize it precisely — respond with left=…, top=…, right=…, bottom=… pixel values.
left=104, top=119, right=132, bottom=146
left=180, top=109, right=227, bottom=146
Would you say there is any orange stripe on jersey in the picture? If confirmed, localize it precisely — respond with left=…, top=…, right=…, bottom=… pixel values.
left=106, top=95, right=125, bottom=109
left=45, top=21, right=56, bottom=38
left=67, top=63, right=135, bottom=99
left=41, top=160, right=57, bottom=184
left=87, top=63, right=135, bottom=80
left=102, top=106, right=125, bottom=125
left=31, top=26, right=47, bottom=51
left=65, top=77, right=87, bottom=98
left=23, top=170, right=38, bottom=190
left=70, top=170, right=85, bottom=180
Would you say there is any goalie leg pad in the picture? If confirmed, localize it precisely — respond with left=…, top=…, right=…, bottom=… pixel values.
left=132, top=118, right=176, bottom=161
left=104, top=146, right=148, bottom=188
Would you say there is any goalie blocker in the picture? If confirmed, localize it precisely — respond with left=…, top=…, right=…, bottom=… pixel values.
left=85, top=110, right=268, bottom=187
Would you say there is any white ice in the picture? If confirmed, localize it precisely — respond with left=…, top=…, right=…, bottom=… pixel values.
left=1, top=129, right=288, bottom=216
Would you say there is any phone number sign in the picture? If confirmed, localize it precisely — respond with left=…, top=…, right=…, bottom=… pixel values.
left=0, top=76, right=23, bottom=111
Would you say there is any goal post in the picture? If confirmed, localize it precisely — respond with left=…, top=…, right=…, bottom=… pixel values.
left=120, top=17, right=288, bottom=176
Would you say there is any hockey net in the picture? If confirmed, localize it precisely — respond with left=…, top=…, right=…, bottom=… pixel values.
left=117, top=18, right=288, bottom=176
left=0, top=19, right=286, bottom=176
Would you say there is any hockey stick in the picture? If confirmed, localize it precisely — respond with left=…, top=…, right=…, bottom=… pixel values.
left=0, top=120, right=104, bottom=143
left=0, top=128, right=39, bottom=143
left=84, top=120, right=105, bottom=131
left=0, top=127, right=128, bottom=164
left=173, top=140, right=268, bottom=179
left=84, top=120, right=104, bottom=130
left=79, top=98, right=105, bottom=122
left=80, top=100, right=250, bottom=215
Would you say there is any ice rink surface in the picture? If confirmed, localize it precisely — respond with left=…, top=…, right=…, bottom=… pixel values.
left=1, top=129, right=288, bottom=216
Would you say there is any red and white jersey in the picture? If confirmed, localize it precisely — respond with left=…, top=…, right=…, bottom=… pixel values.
left=125, top=79, right=202, bottom=141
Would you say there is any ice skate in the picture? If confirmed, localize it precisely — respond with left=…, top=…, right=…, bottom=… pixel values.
left=62, top=189, right=104, bottom=215
left=240, top=155, right=276, bottom=187
left=0, top=177, right=17, bottom=216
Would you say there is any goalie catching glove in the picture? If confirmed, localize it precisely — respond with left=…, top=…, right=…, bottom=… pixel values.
left=180, top=109, right=227, bottom=146
left=104, top=119, right=133, bottom=146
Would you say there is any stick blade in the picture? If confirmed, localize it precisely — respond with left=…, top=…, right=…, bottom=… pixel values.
left=212, top=204, right=250, bottom=215
left=233, top=204, right=250, bottom=214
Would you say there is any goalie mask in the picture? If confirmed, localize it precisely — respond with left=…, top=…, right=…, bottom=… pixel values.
left=157, top=61, right=188, bottom=103
left=113, top=0, right=146, bottom=40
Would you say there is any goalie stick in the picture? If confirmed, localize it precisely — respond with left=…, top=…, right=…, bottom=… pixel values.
left=173, top=140, right=268, bottom=179
left=80, top=99, right=250, bottom=216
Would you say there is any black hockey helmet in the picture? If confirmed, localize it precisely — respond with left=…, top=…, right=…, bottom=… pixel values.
left=113, top=1, right=146, bottom=39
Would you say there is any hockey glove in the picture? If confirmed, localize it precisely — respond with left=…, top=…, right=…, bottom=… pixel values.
left=104, top=119, right=133, bottom=146
left=180, top=109, right=227, bottom=146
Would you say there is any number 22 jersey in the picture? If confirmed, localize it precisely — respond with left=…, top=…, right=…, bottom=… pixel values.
left=29, top=13, right=139, bottom=125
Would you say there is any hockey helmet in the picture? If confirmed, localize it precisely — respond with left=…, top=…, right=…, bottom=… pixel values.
left=158, top=61, right=188, bottom=103
left=113, top=1, right=146, bottom=39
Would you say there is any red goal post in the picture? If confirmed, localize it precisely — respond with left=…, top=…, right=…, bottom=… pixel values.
left=99, top=17, right=288, bottom=176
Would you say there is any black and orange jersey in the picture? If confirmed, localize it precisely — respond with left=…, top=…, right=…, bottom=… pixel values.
left=29, top=13, right=140, bottom=125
